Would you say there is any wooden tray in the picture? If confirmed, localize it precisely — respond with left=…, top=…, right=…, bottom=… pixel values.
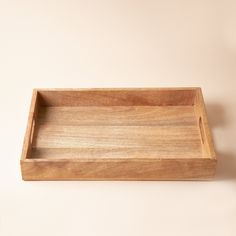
left=21, top=88, right=216, bottom=180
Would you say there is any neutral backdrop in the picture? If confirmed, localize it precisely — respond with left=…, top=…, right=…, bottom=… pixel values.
left=0, top=1, right=236, bottom=235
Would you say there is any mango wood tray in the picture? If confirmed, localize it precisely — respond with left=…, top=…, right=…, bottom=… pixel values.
left=21, top=88, right=216, bottom=180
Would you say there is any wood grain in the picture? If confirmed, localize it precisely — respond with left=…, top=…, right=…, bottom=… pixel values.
left=194, top=88, right=216, bottom=160
left=21, top=89, right=39, bottom=161
left=20, top=88, right=217, bottom=180
left=38, top=88, right=196, bottom=106
left=37, top=106, right=196, bottom=126
left=21, top=158, right=216, bottom=180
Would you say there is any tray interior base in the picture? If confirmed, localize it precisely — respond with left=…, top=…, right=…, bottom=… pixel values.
left=30, top=105, right=206, bottom=160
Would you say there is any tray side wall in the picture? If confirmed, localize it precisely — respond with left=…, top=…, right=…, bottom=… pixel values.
left=21, top=158, right=217, bottom=180
left=21, top=90, right=40, bottom=161
left=37, top=88, right=197, bottom=106
left=194, top=88, right=216, bottom=160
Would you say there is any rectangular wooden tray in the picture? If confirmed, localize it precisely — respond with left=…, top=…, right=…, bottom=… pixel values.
left=21, top=88, right=216, bottom=180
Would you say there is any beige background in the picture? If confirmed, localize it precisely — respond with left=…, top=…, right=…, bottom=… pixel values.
left=0, top=0, right=236, bottom=235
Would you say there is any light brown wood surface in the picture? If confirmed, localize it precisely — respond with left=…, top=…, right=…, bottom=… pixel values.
left=21, top=88, right=216, bottom=180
